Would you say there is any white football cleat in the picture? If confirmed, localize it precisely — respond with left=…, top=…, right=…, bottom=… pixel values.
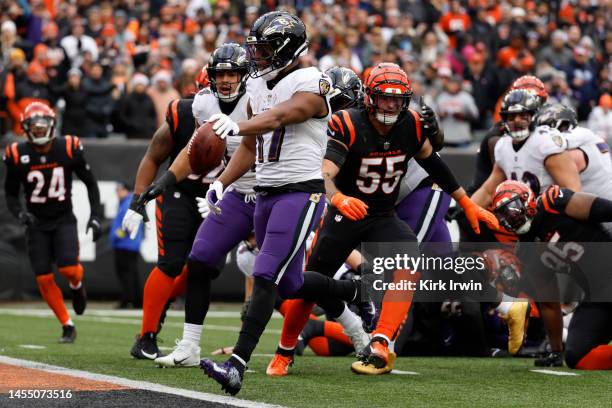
left=155, top=339, right=200, bottom=368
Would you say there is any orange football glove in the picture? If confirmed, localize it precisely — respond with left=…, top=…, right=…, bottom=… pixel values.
left=458, top=195, right=499, bottom=235
left=331, top=192, right=369, bottom=221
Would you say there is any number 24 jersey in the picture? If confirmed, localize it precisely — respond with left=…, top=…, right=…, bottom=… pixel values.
left=4, top=136, right=87, bottom=221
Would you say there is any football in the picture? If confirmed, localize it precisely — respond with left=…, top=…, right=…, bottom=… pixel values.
left=187, top=121, right=226, bottom=175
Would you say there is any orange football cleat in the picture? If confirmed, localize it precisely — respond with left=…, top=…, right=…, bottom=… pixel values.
left=266, top=353, right=294, bottom=376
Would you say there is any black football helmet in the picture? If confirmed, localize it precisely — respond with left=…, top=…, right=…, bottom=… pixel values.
left=245, top=11, right=308, bottom=80
left=500, top=89, right=540, bottom=141
left=207, top=43, right=249, bottom=102
left=325, top=66, right=363, bottom=112
left=535, top=103, right=578, bottom=132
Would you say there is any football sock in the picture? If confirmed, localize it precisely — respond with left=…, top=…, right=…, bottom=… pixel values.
left=278, top=299, right=315, bottom=350
left=233, top=277, right=277, bottom=364
left=576, top=345, right=612, bottom=370
left=495, top=294, right=518, bottom=315
left=373, top=269, right=417, bottom=341
left=58, top=264, right=83, bottom=288
left=183, top=323, right=203, bottom=345
left=323, top=320, right=352, bottom=346
left=184, top=261, right=213, bottom=325
left=336, top=304, right=364, bottom=335
left=170, top=265, right=188, bottom=299
left=277, top=299, right=290, bottom=316
left=36, top=274, right=70, bottom=326
left=141, top=267, right=174, bottom=336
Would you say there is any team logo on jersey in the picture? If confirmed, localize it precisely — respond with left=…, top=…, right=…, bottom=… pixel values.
left=552, top=135, right=563, bottom=147
left=319, top=78, right=331, bottom=96
left=20, top=155, right=30, bottom=164
left=335, top=214, right=343, bottom=222
left=40, top=156, right=46, bottom=164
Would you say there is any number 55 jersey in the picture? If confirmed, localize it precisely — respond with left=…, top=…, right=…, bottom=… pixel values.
left=325, top=106, right=426, bottom=214
left=4, top=136, right=89, bottom=227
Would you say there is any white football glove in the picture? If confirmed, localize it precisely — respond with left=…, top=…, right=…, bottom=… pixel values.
left=208, top=113, right=239, bottom=139
left=122, top=208, right=144, bottom=240
left=206, top=180, right=225, bottom=215
left=195, top=197, right=211, bottom=219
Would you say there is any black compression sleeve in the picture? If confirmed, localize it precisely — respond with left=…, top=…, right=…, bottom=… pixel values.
left=588, top=197, right=612, bottom=223
left=415, top=152, right=460, bottom=194
left=324, top=140, right=348, bottom=168
left=75, top=163, right=102, bottom=218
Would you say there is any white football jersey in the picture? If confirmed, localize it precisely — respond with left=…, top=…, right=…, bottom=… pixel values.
left=192, top=89, right=256, bottom=194
left=247, top=67, right=331, bottom=187
left=494, top=126, right=566, bottom=194
left=396, top=158, right=429, bottom=203
left=565, top=126, right=612, bottom=200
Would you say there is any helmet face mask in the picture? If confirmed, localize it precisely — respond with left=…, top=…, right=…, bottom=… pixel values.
left=492, top=180, right=537, bottom=234
left=500, top=89, right=539, bottom=141
left=207, top=44, right=249, bottom=102
left=246, top=12, right=308, bottom=81
left=325, top=66, right=362, bottom=112
left=21, top=103, right=56, bottom=146
left=364, top=63, right=412, bottom=126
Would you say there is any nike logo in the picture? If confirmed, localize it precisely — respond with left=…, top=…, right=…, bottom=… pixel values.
left=141, top=351, right=158, bottom=359
left=558, top=190, right=563, bottom=198
left=213, top=364, right=227, bottom=374
left=174, top=357, right=188, bottom=365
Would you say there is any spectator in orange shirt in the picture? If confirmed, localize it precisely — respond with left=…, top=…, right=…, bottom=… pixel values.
left=439, top=0, right=471, bottom=49
left=497, top=28, right=534, bottom=71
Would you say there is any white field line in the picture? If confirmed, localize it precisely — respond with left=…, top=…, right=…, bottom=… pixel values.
left=531, top=369, right=579, bottom=376
left=18, top=345, right=46, bottom=350
left=0, top=308, right=283, bottom=319
left=390, top=369, right=419, bottom=375
left=0, top=355, right=287, bottom=408
left=0, top=309, right=282, bottom=335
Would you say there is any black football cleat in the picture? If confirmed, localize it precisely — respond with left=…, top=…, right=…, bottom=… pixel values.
left=535, top=351, right=563, bottom=367
left=71, top=285, right=87, bottom=315
left=130, top=332, right=163, bottom=360
left=59, top=325, right=76, bottom=343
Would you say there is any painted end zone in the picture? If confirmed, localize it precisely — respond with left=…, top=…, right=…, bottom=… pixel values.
left=0, top=356, right=286, bottom=408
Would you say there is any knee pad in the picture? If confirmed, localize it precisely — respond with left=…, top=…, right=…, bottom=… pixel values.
left=157, top=257, right=185, bottom=278
left=187, top=258, right=221, bottom=280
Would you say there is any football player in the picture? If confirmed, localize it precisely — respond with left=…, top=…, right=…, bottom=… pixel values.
left=536, top=104, right=612, bottom=202
left=197, top=12, right=378, bottom=395
left=492, top=181, right=612, bottom=369
left=3, top=102, right=101, bottom=343
left=471, top=89, right=581, bottom=207
left=122, top=68, right=219, bottom=359
left=264, top=62, right=497, bottom=377
left=135, top=43, right=256, bottom=368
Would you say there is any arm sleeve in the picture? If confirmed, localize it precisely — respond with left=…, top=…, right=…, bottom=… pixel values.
left=323, top=112, right=350, bottom=167
left=587, top=197, right=612, bottom=223
left=3, top=146, right=22, bottom=218
left=72, top=140, right=102, bottom=218
left=415, top=152, right=460, bottom=194
left=538, top=186, right=574, bottom=214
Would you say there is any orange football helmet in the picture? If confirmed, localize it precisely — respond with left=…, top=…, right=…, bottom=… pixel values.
left=21, top=102, right=56, bottom=145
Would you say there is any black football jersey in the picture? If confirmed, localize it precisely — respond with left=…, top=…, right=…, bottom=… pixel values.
left=165, top=98, right=215, bottom=197
left=3, top=136, right=85, bottom=221
left=325, top=107, right=426, bottom=214
left=519, top=186, right=612, bottom=300
left=467, top=122, right=503, bottom=195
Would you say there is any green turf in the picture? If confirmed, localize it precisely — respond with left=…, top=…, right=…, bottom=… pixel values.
left=1, top=310, right=611, bottom=408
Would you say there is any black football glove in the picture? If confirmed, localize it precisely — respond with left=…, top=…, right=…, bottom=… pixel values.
left=445, top=206, right=464, bottom=222
left=534, top=351, right=563, bottom=367
left=135, top=171, right=177, bottom=213
left=18, top=211, right=38, bottom=227
left=419, top=97, right=444, bottom=151
left=86, top=215, right=102, bottom=242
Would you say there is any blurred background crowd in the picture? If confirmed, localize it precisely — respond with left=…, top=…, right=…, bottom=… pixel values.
left=0, top=0, right=611, bottom=145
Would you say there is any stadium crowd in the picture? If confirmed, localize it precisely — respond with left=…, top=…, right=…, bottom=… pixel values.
left=0, top=0, right=611, bottom=144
